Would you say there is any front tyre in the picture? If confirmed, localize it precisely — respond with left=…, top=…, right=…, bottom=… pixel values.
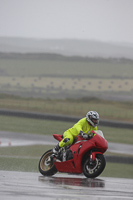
left=38, top=149, right=57, bottom=176
left=83, top=154, right=106, bottom=178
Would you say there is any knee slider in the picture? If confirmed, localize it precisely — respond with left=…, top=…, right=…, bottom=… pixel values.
left=63, top=138, right=70, bottom=143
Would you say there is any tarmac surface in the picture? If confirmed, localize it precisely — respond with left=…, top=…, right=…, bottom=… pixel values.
left=0, top=170, right=133, bottom=200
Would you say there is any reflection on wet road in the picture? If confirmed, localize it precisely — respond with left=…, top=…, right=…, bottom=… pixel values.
left=39, top=176, right=105, bottom=188
left=0, top=171, right=133, bottom=200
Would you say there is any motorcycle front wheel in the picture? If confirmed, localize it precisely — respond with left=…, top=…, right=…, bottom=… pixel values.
left=83, top=154, right=106, bottom=178
left=38, top=149, right=57, bottom=176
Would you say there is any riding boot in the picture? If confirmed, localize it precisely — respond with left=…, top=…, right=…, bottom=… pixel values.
left=52, top=143, right=60, bottom=155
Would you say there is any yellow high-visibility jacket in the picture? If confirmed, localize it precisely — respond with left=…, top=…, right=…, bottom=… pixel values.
left=65, top=117, right=97, bottom=138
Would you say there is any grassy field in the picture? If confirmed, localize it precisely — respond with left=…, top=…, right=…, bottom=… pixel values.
left=1, top=76, right=132, bottom=92
left=0, top=56, right=133, bottom=99
left=1, top=57, right=133, bottom=78
left=0, top=94, right=133, bottom=122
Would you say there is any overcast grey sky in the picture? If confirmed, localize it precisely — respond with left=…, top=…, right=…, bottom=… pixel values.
left=0, top=0, right=133, bottom=43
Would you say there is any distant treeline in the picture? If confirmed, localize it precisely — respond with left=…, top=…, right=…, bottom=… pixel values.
left=0, top=52, right=133, bottom=63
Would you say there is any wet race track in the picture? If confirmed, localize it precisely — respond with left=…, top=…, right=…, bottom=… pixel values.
left=0, top=171, right=133, bottom=200
left=0, top=131, right=133, bottom=199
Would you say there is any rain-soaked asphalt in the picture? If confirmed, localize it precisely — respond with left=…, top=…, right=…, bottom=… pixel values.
left=0, top=131, right=133, bottom=199
left=0, top=171, right=133, bottom=200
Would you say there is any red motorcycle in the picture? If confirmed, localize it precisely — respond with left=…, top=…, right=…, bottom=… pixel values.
left=39, top=130, right=108, bottom=178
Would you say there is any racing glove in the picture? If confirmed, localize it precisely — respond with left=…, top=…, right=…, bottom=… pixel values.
left=79, top=131, right=89, bottom=139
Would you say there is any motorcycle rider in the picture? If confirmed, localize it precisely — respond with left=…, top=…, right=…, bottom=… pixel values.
left=53, top=111, right=99, bottom=155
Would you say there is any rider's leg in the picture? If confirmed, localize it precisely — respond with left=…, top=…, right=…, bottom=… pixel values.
left=52, top=131, right=74, bottom=154
left=59, top=131, right=74, bottom=148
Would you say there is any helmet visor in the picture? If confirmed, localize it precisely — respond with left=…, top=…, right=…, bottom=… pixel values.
left=92, top=118, right=99, bottom=125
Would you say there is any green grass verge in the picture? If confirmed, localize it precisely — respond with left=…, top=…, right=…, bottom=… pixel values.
left=0, top=115, right=133, bottom=144
left=101, top=162, right=133, bottom=179
left=0, top=145, right=53, bottom=157
left=1, top=57, right=133, bottom=79
left=0, top=157, right=39, bottom=172
left=0, top=145, right=52, bottom=173
left=0, top=95, right=133, bottom=122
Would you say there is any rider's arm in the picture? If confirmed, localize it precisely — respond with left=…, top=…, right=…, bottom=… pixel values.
left=68, top=118, right=85, bottom=137
left=73, top=118, right=86, bottom=135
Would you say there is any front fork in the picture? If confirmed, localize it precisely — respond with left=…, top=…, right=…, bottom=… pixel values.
left=89, top=150, right=93, bottom=165
left=89, top=150, right=103, bottom=164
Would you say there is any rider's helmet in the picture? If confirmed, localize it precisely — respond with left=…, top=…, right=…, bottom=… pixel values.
left=86, top=111, right=99, bottom=127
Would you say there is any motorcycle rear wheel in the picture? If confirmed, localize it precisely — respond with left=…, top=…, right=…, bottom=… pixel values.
left=38, top=149, right=57, bottom=176
left=83, top=154, right=106, bottom=178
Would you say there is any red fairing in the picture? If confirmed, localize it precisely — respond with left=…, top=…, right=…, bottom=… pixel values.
left=94, top=135, right=108, bottom=153
left=53, top=134, right=63, bottom=142
left=54, top=132, right=108, bottom=174
left=54, top=159, right=79, bottom=173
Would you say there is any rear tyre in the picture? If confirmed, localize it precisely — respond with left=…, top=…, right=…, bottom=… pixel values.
left=38, top=149, right=57, bottom=176
left=83, top=154, right=106, bottom=178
